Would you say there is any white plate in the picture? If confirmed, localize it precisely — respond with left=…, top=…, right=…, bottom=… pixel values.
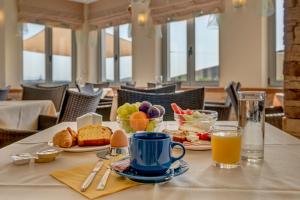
left=183, top=143, right=211, bottom=151
left=48, top=141, right=110, bottom=152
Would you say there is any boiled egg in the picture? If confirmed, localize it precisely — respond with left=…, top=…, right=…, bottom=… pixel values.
left=110, top=130, right=128, bottom=148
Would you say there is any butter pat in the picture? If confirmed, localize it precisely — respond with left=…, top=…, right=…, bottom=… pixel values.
left=11, top=153, right=33, bottom=165
left=35, top=149, right=60, bottom=163
left=77, top=112, right=103, bottom=129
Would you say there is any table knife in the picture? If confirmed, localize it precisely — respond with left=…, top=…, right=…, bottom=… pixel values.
left=96, top=168, right=111, bottom=190
left=81, top=160, right=104, bottom=192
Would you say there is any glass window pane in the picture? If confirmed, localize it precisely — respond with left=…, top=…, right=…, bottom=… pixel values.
left=275, top=0, right=284, bottom=81
left=119, top=24, right=132, bottom=82
left=169, top=20, right=187, bottom=81
left=22, top=23, right=46, bottom=81
left=52, top=27, right=72, bottom=82
left=195, top=15, right=219, bottom=81
left=104, top=27, right=114, bottom=82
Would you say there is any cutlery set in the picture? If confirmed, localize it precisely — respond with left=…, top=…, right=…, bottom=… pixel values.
left=81, top=160, right=111, bottom=192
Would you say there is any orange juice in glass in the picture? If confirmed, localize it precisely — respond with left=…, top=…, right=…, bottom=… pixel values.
left=211, top=125, right=241, bottom=169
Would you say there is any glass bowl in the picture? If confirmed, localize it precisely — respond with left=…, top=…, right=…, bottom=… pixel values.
left=117, top=115, right=163, bottom=134
left=174, top=110, right=218, bottom=133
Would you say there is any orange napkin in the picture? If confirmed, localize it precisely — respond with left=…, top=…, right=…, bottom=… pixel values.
left=50, top=161, right=141, bottom=199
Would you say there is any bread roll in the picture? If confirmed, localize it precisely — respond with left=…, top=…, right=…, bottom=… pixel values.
left=53, top=130, right=73, bottom=148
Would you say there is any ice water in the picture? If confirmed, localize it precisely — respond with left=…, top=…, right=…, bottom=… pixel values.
left=238, top=92, right=265, bottom=163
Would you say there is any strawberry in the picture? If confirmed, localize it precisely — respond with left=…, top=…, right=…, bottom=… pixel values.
left=171, top=103, right=184, bottom=114
left=197, top=133, right=210, bottom=141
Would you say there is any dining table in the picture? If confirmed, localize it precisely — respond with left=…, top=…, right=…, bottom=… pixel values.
left=0, top=100, right=57, bottom=130
left=0, top=121, right=300, bottom=200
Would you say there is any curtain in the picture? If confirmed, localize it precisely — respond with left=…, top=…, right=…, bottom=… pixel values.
left=87, top=0, right=131, bottom=29
left=18, top=0, right=84, bottom=29
left=150, top=0, right=225, bottom=24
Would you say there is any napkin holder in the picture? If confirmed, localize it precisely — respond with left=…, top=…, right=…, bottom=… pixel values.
left=77, top=113, right=103, bottom=129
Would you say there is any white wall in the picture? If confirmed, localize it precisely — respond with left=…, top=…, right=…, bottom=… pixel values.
left=219, top=0, right=268, bottom=87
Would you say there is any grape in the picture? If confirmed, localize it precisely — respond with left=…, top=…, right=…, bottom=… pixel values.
left=153, top=105, right=165, bottom=117
left=146, top=120, right=157, bottom=132
left=121, top=120, right=134, bottom=133
left=147, top=106, right=160, bottom=118
left=139, top=101, right=152, bottom=113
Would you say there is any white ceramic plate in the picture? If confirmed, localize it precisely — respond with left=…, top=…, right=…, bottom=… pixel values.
left=183, top=143, right=211, bottom=151
left=48, top=141, right=110, bottom=152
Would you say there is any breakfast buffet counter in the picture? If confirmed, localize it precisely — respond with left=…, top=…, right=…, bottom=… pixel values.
left=0, top=121, right=300, bottom=200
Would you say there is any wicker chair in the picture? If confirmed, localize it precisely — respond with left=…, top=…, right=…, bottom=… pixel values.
left=86, top=82, right=110, bottom=89
left=225, top=82, right=240, bottom=118
left=205, top=82, right=241, bottom=120
left=58, top=90, right=102, bottom=122
left=120, top=84, right=176, bottom=94
left=118, top=88, right=205, bottom=120
left=22, top=84, right=68, bottom=112
left=0, top=128, right=37, bottom=148
left=162, top=81, right=182, bottom=90
left=226, top=83, right=284, bottom=129
left=0, top=86, right=10, bottom=101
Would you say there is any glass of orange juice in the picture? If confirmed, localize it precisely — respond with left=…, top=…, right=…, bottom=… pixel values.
left=211, top=125, right=241, bottom=169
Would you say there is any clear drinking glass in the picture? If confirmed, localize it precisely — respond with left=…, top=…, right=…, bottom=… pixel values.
left=238, top=91, right=265, bottom=163
left=211, top=125, right=242, bottom=169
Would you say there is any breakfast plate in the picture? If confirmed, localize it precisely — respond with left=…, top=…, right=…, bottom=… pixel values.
left=112, top=160, right=189, bottom=183
left=48, top=141, right=110, bottom=152
left=183, top=141, right=211, bottom=151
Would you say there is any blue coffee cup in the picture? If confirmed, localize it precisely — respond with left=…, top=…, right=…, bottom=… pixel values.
left=129, top=132, right=186, bottom=175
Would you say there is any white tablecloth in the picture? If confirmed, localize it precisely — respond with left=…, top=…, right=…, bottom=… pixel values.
left=0, top=100, right=57, bottom=130
left=0, top=122, right=299, bottom=200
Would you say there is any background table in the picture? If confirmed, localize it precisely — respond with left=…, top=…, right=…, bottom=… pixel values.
left=0, top=100, right=56, bottom=130
left=0, top=122, right=299, bottom=200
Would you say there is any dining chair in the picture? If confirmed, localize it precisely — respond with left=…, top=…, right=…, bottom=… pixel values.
left=58, top=90, right=102, bottom=122
left=205, top=82, right=241, bottom=120
left=22, top=84, right=68, bottom=112
left=118, top=88, right=205, bottom=120
left=0, top=86, right=10, bottom=101
left=86, top=82, right=110, bottom=89
left=225, top=82, right=240, bottom=118
left=226, top=83, right=284, bottom=129
left=0, top=128, right=37, bottom=148
left=162, top=81, right=182, bottom=90
left=120, top=84, right=176, bottom=94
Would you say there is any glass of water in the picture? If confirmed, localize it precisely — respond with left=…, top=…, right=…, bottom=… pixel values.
left=238, top=91, right=265, bottom=163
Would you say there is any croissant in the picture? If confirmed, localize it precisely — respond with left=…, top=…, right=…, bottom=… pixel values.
left=53, top=129, right=73, bottom=148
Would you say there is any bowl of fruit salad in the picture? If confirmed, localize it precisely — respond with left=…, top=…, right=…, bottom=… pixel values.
left=172, top=103, right=218, bottom=133
left=117, top=101, right=165, bottom=134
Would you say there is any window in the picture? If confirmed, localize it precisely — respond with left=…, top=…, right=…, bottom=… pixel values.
left=269, top=0, right=284, bottom=86
left=22, top=23, right=75, bottom=83
left=163, top=14, right=219, bottom=85
left=99, top=23, right=132, bottom=83
left=275, top=0, right=284, bottom=81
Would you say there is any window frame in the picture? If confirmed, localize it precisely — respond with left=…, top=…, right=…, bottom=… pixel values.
left=268, top=0, right=283, bottom=87
left=21, top=23, right=77, bottom=84
left=162, top=16, right=220, bottom=87
left=98, top=24, right=132, bottom=85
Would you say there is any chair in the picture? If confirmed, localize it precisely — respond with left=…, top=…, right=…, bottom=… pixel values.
left=226, top=83, right=284, bottom=129
left=86, top=82, right=110, bottom=89
left=0, top=128, right=37, bottom=148
left=120, top=84, right=176, bottom=94
left=162, top=81, right=182, bottom=90
left=22, top=84, right=68, bottom=112
left=0, top=86, right=10, bottom=101
left=118, top=88, right=205, bottom=120
left=205, top=82, right=240, bottom=120
left=59, top=90, right=102, bottom=122
left=225, top=82, right=240, bottom=118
